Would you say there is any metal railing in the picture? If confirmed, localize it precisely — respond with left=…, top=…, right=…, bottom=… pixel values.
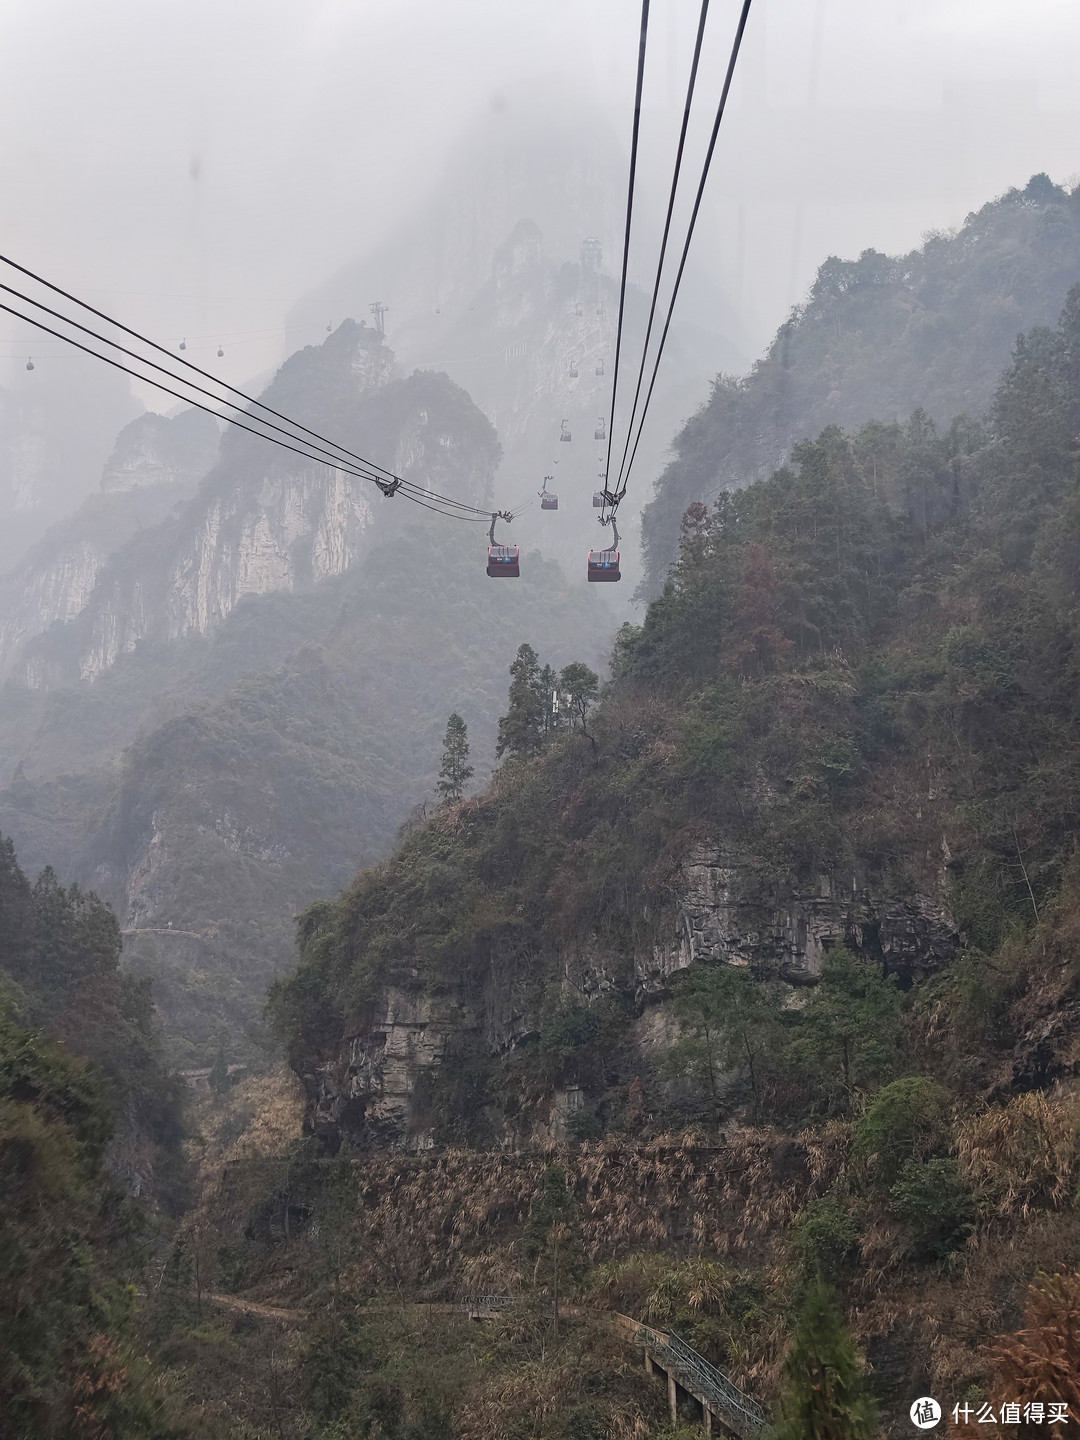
left=462, top=1297, right=768, bottom=1435
left=652, top=1330, right=768, bottom=1436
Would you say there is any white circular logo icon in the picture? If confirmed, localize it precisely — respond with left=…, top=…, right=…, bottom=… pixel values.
left=910, top=1398, right=941, bottom=1429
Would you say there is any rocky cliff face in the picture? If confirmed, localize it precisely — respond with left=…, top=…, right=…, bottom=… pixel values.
left=637, top=844, right=958, bottom=993
left=0, top=409, right=219, bottom=679
left=12, top=325, right=406, bottom=688
left=301, top=846, right=958, bottom=1153
left=100, top=409, right=220, bottom=494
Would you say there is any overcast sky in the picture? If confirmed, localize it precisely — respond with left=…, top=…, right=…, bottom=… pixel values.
left=0, top=0, right=1077, bottom=400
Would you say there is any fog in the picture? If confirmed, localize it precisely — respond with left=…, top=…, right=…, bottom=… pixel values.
left=1, top=0, right=1077, bottom=401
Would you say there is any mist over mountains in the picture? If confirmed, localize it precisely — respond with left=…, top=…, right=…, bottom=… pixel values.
left=640, top=172, right=1080, bottom=593
left=0, top=355, right=143, bottom=572
left=288, top=93, right=741, bottom=579
left=0, top=321, right=614, bottom=1061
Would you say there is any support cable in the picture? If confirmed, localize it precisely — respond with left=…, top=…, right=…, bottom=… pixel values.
left=0, top=256, right=498, bottom=521
left=0, top=299, right=488, bottom=523
left=613, top=0, right=712, bottom=495
left=612, top=0, right=754, bottom=510
left=600, top=0, right=651, bottom=508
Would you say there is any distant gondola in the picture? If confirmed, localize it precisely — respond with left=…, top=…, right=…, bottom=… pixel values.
left=595, top=358, right=605, bottom=376
left=179, top=338, right=187, bottom=351
left=594, top=417, right=606, bottom=440
left=560, top=419, right=572, bottom=443
left=569, top=359, right=579, bottom=378
left=540, top=476, right=559, bottom=511
left=25, top=357, right=34, bottom=371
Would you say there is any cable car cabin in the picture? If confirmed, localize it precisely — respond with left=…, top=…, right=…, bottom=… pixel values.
left=587, top=547, right=620, bottom=582
left=541, top=492, right=559, bottom=511
left=594, top=419, right=606, bottom=440
left=595, top=359, right=605, bottom=376
left=569, top=362, right=579, bottom=378
left=592, top=490, right=606, bottom=508
left=560, top=420, right=572, bottom=442
left=487, top=544, right=520, bottom=577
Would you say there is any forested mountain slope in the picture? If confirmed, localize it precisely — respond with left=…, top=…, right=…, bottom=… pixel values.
left=640, top=172, right=1080, bottom=594
left=0, top=324, right=615, bottom=1063
left=0, top=835, right=201, bottom=1437
left=267, top=289, right=1080, bottom=1424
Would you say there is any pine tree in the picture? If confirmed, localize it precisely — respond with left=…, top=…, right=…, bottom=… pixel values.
left=436, top=712, right=474, bottom=802
left=496, top=644, right=546, bottom=759
left=776, top=1279, right=877, bottom=1440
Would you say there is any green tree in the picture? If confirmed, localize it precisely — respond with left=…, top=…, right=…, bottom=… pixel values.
left=496, top=643, right=546, bottom=759
left=775, top=1278, right=877, bottom=1440
left=558, top=661, right=600, bottom=749
left=787, top=948, right=901, bottom=1112
left=0, top=835, right=31, bottom=982
left=436, top=711, right=474, bottom=802
left=852, top=1076, right=952, bottom=1189
left=665, top=964, right=779, bottom=1122
left=538, top=663, right=560, bottom=737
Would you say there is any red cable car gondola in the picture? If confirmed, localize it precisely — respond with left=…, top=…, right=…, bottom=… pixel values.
left=488, top=544, right=521, bottom=577
left=587, top=547, right=620, bottom=582
left=486, top=512, right=520, bottom=577
left=588, top=516, right=621, bottom=581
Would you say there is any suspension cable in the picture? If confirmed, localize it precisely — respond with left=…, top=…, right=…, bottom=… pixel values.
left=613, top=0, right=754, bottom=510
left=0, top=299, right=488, bottom=524
left=613, top=0, right=711, bottom=495
left=0, top=251, right=401, bottom=486
left=600, top=0, right=651, bottom=504
left=0, top=256, right=498, bottom=521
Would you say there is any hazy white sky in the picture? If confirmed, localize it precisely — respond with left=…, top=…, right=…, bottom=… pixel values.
left=0, top=0, right=1077, bottom=398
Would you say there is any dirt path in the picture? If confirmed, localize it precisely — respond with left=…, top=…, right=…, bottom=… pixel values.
left=205, top=1291, right=306, bottom=1324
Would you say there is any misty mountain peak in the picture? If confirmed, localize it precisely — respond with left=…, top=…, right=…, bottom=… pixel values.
left=101, top=409, right=220, bottom=495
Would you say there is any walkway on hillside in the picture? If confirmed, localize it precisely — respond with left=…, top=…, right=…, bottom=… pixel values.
left=200, top=1289, right=767, bottom=1436
left=466, top=1296, right=766, bottom=1438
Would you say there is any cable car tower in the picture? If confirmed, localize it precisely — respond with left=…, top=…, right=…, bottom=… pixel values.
left=369, top=301, right=388, bottom=337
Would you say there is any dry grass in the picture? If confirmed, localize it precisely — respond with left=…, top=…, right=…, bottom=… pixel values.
left=852, top=1211, right=1080, bottom=1410
left=957, top=1088, right=1080, bottom=1218
left=986, top=1271, right=1080, bottom=1433
left=337, top=1127, right=850, bottom=1294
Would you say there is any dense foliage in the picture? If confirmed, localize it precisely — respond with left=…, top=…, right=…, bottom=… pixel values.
left=262, top=287, right=1080, bottom=1428
left=0, top=836, right=195, bottom=1437
left=640, top=173, right=1080, bottom=593
left=0, top=338, right=614, bottom=1065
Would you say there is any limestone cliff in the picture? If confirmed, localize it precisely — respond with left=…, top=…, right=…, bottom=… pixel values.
left=11, top=324, right=416, bottom=688
left=300, top=846, right=957, bottom=1154
left=0, top=409, right=218, bottom=679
